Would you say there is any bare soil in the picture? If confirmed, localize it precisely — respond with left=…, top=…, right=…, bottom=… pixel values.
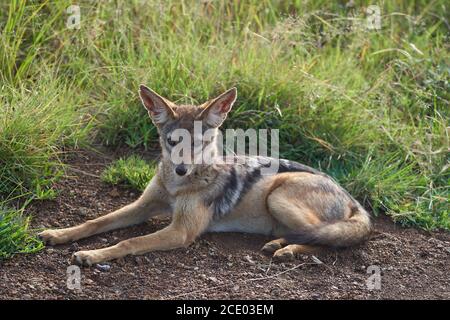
left=0, top=149, right=448, bottom=300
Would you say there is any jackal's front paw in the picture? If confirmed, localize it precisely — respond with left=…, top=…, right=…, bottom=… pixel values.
left=38, top=229, right=72, bottom=246
left=72, top=250, right=103, bottom=266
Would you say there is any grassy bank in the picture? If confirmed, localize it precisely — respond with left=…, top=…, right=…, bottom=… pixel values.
left=0, top=0, right=448, bottom=258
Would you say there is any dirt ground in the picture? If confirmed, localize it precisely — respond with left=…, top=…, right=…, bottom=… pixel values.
left=0, top=149, right=448, bottom=300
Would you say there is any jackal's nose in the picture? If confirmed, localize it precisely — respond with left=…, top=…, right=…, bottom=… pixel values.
left=175, top=164, right=187, bottom=176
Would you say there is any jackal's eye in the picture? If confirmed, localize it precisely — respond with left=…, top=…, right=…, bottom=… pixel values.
left=167, top=136, right=178, bottom=146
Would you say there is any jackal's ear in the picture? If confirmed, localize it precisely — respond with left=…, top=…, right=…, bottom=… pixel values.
left=139, top=85, right=177, bottom=125
left=199, top=87, right=237, bottom=127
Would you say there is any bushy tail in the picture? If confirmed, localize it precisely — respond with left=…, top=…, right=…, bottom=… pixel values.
left=286, top=205, right=372, bottom=248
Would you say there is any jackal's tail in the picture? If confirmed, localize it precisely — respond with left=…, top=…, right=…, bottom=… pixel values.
left=286, top=204, right=372, bottom=248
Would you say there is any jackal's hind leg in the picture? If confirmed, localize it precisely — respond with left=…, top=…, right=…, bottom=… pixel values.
left=261, top=238, right=288, bottom=254
left=273, top=244, right=319, bottom=262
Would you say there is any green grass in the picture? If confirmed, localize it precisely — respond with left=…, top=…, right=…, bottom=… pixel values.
left=0, top=0, right=448, bottom=258
left=0, top=0, right=91, bottom=258
left=101, top=155, right=157, bottom=192
left=0, top=204, right=44, bottom=259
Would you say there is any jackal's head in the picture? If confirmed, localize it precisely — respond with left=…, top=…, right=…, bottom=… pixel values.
left=138, top=85, right=237, bottom=176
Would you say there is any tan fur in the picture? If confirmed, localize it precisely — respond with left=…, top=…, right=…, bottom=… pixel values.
left=39, top=87, right=371, bottom=265
left=273, top=244, right=319, bottom=261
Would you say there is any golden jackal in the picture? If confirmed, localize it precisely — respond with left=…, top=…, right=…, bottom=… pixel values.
left=39, top=86, right=371, bottom=265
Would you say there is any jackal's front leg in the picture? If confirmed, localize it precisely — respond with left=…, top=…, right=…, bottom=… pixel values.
left=72, top=198, right=212, bottom=266
left=39, top=176, right=169, bottom=245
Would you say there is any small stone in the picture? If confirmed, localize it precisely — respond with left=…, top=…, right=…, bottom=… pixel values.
left=208, top=276, right=218, bottom=283
left=95, top=264, right=111, bottom=272
left=244, top=255, right=255, bottom=264
left=78, top=207, right=89, bottom=216
left=109, top=188, right=120, bottom=198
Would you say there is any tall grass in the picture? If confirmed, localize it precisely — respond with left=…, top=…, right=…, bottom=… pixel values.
left=0, top=0, right=448, bottom=258
left=0, top=0, right=91, bottom=258
left=0, top=204, right=43, bottom=259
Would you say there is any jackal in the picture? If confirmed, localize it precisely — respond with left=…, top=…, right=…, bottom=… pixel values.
left=39, top=86, right=371, bottom=266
